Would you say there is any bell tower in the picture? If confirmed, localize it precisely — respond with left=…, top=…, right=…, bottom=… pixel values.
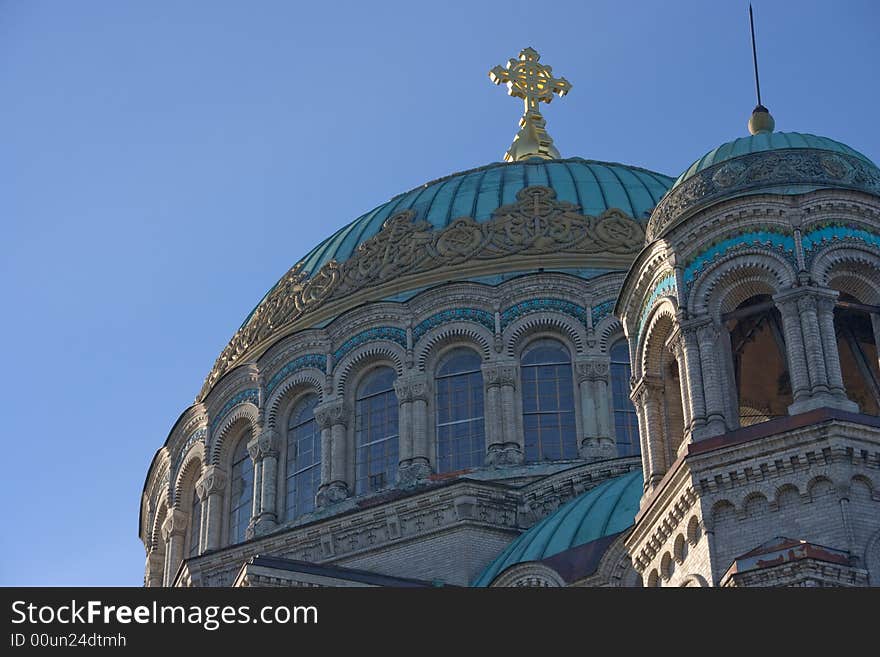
left=615, top=117, right=880, bottom=586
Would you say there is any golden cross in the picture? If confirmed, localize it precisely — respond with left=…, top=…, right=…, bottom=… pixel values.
left=489, top=47, right=572, bottom=162
left=490, top=47, right=571, bottom=116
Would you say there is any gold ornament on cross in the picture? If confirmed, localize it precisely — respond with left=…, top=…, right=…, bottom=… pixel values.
left=489, top=47, right=572, bottom=162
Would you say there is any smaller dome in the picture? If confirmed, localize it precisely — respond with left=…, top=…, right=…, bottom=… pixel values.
left=472, top=469, right=642, bottom=586
left=672, top=132, right=876, bottom=191
left=646, top=131, right=880, bottom=241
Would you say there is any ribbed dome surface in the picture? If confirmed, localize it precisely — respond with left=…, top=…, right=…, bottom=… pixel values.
left=672, top=131, right=877, bottom=191
left=472, top=469, right=643, bottom=586
left=298, top=158, right=674, bottom=276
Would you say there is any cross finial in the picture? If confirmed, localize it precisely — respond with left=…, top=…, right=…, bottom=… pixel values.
left=489, top=47, right=572, bottom=162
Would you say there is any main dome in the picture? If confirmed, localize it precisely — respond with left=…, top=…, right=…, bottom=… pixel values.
left=203, top=157, right=674, bottom=399
left=297, top=157, right=673, bottom=276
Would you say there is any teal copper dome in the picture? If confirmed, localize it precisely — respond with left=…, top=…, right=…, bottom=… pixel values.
left=472, top=469, right=643, bottom=587
left=671, top=131, right=878, bottom=191
left=647, top=132, right=880, bottom=241
left=299, top=157, right=674, bottom=276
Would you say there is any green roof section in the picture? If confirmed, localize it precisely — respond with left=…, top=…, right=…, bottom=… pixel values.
left=298, top=158, right=674, bottom=276
left=472, top=468, right=643, bottom=587
left=671, top=131, right=878, bottom=191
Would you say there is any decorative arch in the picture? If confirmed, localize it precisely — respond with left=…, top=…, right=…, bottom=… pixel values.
left=812, top=244, right=880, bottom=304
left=807, top=475, right=836, bottom=501
left=490, top=562, right=566, bottom=588
left=173, top=443, right=205, bottom=509
left=334, top=342, right=406, bottom=396
left=264, top=369, right=325, bottom=430
left=741, top=491, right=770, bottom=519
left=505, top=313, right=585, bottom=358
left=150, top=492, right=170, bottom=553
left=210, top=404, right=259, bottom=466
left=637, top=300, right=678, bottom=379
left=688, top=251, right=795, bottom=318
left=415, top=323, right=492, bottom=372
left=686, top=515, right=702, bottom=545
left=596, top=316, right=625, bottom=353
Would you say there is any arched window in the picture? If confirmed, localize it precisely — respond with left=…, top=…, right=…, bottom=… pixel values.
left=187, top=485, right=201, bottom=558
left=228, top=437, right=254, bottom=545
left=835, top=297, right=880, bottom=415
left=355, top=367, right=399, bottom=495
left=521, top=339, right=577, bottom=462
left=435, top=348, right=485, bottom=473
left=285, top=394, right=321, bottom=519
left=610, top=340, right=640, bottom=456
left=726, top=294, right=792, bottom=426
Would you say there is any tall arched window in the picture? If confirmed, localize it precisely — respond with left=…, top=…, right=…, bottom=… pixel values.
left=187, top=486, right=201, bottom=558
left=228, top=437, right=253, bottom=545
left=355, top=367, right=399, bottom=495
left=435, top=348, right=485, bottom=473
left=521, top=339, right=577, bottom=462
left=285, top=394, right=321, bottom=519
left=610, top=340, right=640, bottom=456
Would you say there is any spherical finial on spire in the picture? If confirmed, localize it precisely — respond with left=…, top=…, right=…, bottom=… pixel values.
left=748, top=104, right=775, bottom=135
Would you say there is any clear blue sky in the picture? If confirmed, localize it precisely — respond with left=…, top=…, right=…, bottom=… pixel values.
left=1, top=0, right=877, bottom=586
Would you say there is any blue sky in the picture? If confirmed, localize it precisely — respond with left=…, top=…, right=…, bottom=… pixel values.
left=0, top=0, right=877, bottom=586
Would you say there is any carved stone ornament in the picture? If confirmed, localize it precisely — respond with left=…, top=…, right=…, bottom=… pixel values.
left=647, top=149, right=880, bottom=241
left=199, top=185, right=646, bottom=400
left=314, top=399, right=348, bottom=429
left=393, top=374, right=429, bottom=403
left=257, top=428, right=281, bottom=459
left=575, top=359, right=610, bottom=383
left=482, top=363, right=518, bottom=388
left=316, top=481, right=349, bottom=507
left=195, top=466, right=226, bottom=499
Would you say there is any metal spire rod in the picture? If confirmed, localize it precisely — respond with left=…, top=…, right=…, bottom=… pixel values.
left=749, top=3, right=763, bottom=107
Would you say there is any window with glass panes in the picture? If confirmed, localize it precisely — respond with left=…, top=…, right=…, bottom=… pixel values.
left=285, top=394, right=321, bottom=520
left=435, top=349, right=485, bottom=472
left=521, top=339, right=577, bottom=462
left=355, top=367, right=399, bottom=495
left=610, top=340, right=640, bottom=456
left=228, top=438, right=254, bottom=545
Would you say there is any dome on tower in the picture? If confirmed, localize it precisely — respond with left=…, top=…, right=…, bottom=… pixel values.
left=646, top=131, right=880, bottom=241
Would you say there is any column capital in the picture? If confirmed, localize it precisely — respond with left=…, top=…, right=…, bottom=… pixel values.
left=195, top=465, right=226, bottom=500
left=314, top=398, right=348, bottom=429
left=631, top=375, right=663, bottom=405
left=256, top=427, right=281, bottom=459
left=393, top=372, right=429, bottom=402
left=481, top=361, right=518, bottom=389
left=574, top=356, right=610, bottom=383
left=161, top=508, right=188, bottom=541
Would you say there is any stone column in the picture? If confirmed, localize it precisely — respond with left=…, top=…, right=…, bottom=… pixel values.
left=195, top=465, right=226, bottom=552
left=816, top=292, right=858, bottom=412
left=161, top=509, right=187, bottom=586
left=695, top=320, right=729, bottom=437
left=798, top=293, right=830, bottom=394
left=482, top=361, right=522, bottom=466
left=245, top=436, right=262, bottom=540
left=667, top=331, right=693, bottom=447
left=775, top=291, right=812, bottom=406
left=871, top=313, right=880, bottom=374
left=395, top=373, right=431, bottom=485
left=777, top=288, right=858, bottom=413
left=145, top=550, right=164, bottom=588
left=633, top=377, right=666, bottom=489
left=314, top=399, right=349, bottom=507
left=575, top=357, right=616, bottom=461
left=249, top=427, right=281, bottom=536
left=680, top=324, right=707, bottom=435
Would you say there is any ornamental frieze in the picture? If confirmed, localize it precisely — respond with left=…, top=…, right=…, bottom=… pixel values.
left=647, top=149, right=880, bottom=241
left=199, top=185, right=646, bottom=400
